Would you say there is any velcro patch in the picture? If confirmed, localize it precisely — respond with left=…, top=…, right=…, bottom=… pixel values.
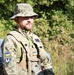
left=35, top=39, right=40, bottom=42
left=4, top=58, right=11, bottom=64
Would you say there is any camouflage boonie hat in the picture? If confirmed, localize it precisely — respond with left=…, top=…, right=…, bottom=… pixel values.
left=11, top=3, right=38, bottom=19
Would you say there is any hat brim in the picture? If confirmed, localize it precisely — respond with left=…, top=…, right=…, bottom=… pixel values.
left=10, top=12, right=38, bottom=19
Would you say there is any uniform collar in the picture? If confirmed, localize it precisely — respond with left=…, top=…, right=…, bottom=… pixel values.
left=18, top=29, right=33, bottom=39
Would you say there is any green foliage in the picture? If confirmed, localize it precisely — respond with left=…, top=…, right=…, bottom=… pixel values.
left=0, top=0, right=74, bottom=75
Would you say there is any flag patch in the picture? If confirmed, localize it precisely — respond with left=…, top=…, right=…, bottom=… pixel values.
left=5, top=51, right=11, bottom=57
left=32, top=52, right=37, bottom=56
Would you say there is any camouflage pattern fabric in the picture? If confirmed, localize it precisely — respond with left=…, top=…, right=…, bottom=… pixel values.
left=2, top=30, right=53, bottom=75
left=2, top=35, right=29, bottom=75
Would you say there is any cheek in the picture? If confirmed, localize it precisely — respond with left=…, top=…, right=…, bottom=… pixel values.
left=22, top=20, right=27, bottom=24
left=20, top=19, right=34, bottom=27
left=31, top=19, right=34, bottom=23
left=20, top=20, right=27, bottom=26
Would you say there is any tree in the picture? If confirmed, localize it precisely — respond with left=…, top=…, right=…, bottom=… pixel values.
left=0, top=0, right=74, bottom=75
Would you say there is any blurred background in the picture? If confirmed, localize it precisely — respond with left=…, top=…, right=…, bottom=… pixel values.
left=0, top=0, right=74, bottom=75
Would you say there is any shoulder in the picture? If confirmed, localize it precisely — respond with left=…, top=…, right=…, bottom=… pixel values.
left=3, top=31, right=18, bottom=45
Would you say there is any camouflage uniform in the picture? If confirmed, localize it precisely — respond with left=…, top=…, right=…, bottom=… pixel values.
left=2, top=3, right=54, bottom=75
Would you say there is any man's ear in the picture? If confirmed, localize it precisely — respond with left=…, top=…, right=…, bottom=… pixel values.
left=14, top=17, right=18, bottom=23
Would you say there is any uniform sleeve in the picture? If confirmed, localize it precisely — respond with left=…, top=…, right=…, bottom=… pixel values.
left=2, top=35, right=20, bottom=75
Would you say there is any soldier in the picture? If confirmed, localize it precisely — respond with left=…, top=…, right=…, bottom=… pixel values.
left=2, top=3, right=55, bottom=75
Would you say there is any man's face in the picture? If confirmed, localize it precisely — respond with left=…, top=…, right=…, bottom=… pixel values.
left=17, top=17, right=34, bottom=30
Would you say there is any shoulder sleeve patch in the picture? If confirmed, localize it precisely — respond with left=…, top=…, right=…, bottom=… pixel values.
left=4, top=51, right=11, bottom=65
left=5, top=51, right=11, bottom=57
